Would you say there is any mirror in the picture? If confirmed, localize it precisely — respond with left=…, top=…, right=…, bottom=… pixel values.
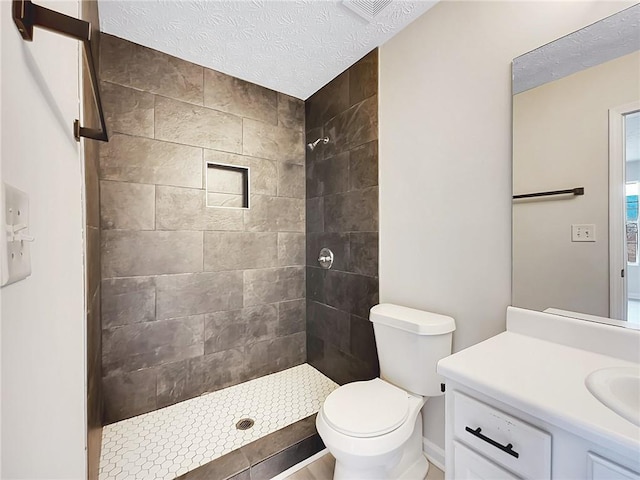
left=512, top=5, right=640, bottom=323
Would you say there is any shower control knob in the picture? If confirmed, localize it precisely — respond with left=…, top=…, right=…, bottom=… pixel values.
left=318, top=248, right=334, bottom=270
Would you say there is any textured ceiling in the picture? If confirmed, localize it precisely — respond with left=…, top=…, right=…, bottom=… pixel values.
left=98, top=0, right=437, bottom=99
left=512, top=3, right=640, bottom=95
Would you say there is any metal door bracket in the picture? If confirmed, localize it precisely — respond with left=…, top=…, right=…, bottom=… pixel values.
left=12, top=0, right=108, bottom=142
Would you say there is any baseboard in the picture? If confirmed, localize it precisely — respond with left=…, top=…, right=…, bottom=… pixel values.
left=269, top=448, right=328, bottom=480
left=423, top=437, right=445, bottom=472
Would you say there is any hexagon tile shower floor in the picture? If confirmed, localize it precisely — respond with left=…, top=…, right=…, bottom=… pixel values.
left=99, top=364, right=338, bottom=479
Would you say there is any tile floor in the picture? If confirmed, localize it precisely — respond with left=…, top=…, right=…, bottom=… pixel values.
left=99, top=364, right=338, bottom=480
left=282, top=453, right=445, bottom=480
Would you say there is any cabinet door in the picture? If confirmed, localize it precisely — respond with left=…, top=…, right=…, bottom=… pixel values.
left=588, top=453, right=640, bottom=480
left=454, top=442, right=520, bottom=479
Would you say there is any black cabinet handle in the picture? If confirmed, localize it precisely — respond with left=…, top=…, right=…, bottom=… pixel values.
left=465, top=426, right=520, bottom=459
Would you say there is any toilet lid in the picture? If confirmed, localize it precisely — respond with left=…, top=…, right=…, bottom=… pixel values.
left=322, top=378, right=410, bottom=438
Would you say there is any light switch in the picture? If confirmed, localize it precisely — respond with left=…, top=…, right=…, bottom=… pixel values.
left=571, top=224, right=596, bottom=242
left=1, top=183, right=33, bottom=287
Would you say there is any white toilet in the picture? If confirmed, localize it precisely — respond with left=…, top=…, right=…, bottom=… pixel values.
left=316, top=303, right=456, bottom=480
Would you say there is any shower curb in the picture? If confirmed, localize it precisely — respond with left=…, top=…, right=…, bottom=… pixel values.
left=175, top=414, right=324, bottom=480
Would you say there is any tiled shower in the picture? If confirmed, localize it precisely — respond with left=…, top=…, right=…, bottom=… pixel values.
left=98, top=33, right=307, bottom=424
left=305, top=50, right=380, bottom=385
left=89, top=33, right=379, bottom=479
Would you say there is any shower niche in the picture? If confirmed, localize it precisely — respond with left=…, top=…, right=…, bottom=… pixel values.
left=206, top=162, right=250, bottom=209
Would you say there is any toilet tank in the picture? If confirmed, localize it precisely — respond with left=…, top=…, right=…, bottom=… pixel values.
left=370, top=304, right=455, bottom=397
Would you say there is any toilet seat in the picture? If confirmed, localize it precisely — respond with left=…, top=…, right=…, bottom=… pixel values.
left=322, top=378, right=410, bottom=438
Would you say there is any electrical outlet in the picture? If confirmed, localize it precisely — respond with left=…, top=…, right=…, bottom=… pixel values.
left=571, top=224, right=596, bottom=242
left=1, top=183, right=33, bottom=287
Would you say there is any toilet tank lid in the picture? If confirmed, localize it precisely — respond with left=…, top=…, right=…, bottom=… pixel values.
left=370, top=304, right=455, bottom=335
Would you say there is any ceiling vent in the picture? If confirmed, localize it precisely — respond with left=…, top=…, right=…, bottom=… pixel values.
left=342, top=0, right=393, bottom=23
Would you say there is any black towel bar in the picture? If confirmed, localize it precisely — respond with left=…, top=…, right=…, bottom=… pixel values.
left=513, top=187, right=584, bottom=200
left=12, top=0, right=108, bottom=142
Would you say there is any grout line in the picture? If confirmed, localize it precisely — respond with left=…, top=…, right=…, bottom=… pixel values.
left=106, top=130, right=245, bottom=157
left=241, top=117, right=245, bottom=156
left=152, top=94, right=157, bottom=140
left=153, top=184, right=157, bottom=231
left=276, top=90, right=280, bottom=128
left=152, top=91, right=156, bottom=139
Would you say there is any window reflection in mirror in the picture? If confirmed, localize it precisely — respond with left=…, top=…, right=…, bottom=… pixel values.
left=627, top=183, right=638, bottom=265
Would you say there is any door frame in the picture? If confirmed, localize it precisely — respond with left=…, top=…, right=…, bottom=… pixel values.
left=609, top=101, right=640, bottom=320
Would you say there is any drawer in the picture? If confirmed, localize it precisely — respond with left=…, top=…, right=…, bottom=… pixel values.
left=453, top=391, right=551, bottom=480
left=454, top=441, right=520, bottom=479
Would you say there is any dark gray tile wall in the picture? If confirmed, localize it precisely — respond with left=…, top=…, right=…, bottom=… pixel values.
left=99, top=34, right=306, bottom=424
left=305, top=50, right=380, bottom=385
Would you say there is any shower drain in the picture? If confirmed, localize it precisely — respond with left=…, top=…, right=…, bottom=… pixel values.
left=235, top=418, right=255, bottom=430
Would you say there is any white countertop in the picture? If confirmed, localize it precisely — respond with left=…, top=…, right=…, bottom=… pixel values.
left=437, top=308, right=640, bottom=454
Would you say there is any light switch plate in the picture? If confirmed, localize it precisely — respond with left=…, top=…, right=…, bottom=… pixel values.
left=571, top=224, right=596, bottom=242
left=1, top=183, right=33, bottom=287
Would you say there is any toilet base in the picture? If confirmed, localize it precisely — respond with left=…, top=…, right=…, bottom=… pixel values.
left=332, top=414, right=429, bottom=480
left=333, top=455, right=428, bottom=480
left=395, top=453, right=429, bottom=480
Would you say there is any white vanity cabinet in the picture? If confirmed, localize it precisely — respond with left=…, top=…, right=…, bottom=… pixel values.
left=444, top=381, right=640, bottom=480
left=438, top=307, right=640, bottom=480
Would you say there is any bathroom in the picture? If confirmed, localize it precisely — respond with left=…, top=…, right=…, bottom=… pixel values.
left=1, top=0, right=639, bottom=479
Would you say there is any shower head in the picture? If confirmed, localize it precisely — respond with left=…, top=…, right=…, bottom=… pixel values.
left=307, top=136, right=330, bottom=151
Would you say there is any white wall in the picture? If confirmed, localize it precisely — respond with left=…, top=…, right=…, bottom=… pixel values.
left=1, top=1, right=86, bottom=478
left=0, top=2, right=4, bottom=475
left=379, top=0, right=636, bottom=454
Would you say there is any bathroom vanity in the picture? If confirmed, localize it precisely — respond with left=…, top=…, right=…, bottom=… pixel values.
left=438, top=307, right=640, bottom=479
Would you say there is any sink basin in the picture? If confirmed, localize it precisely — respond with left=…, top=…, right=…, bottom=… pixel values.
left=585, top=367, right=640, bottom=426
